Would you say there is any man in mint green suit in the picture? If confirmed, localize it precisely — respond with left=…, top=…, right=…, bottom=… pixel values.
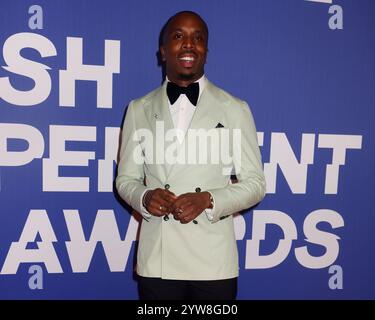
left=116, top=11, right=266, bottom=300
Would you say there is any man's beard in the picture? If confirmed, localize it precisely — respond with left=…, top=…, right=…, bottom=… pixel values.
left=178, top=72, right=195, bottom=81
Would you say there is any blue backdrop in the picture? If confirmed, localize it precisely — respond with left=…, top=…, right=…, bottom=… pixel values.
left=0, top=0, right=374, bottom=299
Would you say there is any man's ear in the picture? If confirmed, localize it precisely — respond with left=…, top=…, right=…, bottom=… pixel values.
left=160, top=46, right=166, bottom=61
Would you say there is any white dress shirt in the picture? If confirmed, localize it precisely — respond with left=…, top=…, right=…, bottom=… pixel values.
left=168, top=75, right=206, bottom=142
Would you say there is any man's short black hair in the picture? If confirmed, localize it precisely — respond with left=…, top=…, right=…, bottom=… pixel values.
left=160, top=11, right=209, bottom=46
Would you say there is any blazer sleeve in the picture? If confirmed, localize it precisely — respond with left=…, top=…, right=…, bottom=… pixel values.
left=116, top=101, right=148, bottom=216
left=207, top=101, right=266, bottom=223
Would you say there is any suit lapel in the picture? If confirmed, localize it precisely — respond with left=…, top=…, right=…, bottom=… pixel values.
left=144, top=81, right=174, bottom=134
left=143, top=81, right=175, bottom=180
left=188, top=80, right=225, bottom=131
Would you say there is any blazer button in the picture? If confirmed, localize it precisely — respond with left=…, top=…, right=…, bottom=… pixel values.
left=163, top=215, right=169, bottom=221
left=164, top=184, right=170, bottom=190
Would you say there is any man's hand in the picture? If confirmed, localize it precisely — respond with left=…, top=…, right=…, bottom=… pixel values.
left=171, top=192, right=212, bottom=224
left=143, top=188, right=177, bottom=217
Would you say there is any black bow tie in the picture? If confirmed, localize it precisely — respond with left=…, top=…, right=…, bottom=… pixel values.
left=167, top=81, right=199, bottom=106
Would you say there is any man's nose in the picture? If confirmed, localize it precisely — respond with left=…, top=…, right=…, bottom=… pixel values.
left=182, top=35, right=195, bottom=49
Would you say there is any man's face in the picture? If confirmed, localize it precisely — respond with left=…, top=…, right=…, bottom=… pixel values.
left=160, top=13, right=208, bottom=86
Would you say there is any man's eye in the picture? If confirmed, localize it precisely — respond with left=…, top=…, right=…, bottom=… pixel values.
left=195, top=34, right=204, bottom=41
left=173, top=33, right=183, bottom=39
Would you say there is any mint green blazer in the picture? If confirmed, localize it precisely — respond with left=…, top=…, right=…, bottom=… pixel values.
left=116, top=79, right=266, bottom=280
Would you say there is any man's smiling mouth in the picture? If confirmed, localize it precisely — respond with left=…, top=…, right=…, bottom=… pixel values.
left=179, top=56, right=195, bottom=61
left=178, top=53, right=197, bottom=68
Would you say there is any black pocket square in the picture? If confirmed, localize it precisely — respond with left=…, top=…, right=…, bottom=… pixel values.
left=215, top=122, right=224, bottom=128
